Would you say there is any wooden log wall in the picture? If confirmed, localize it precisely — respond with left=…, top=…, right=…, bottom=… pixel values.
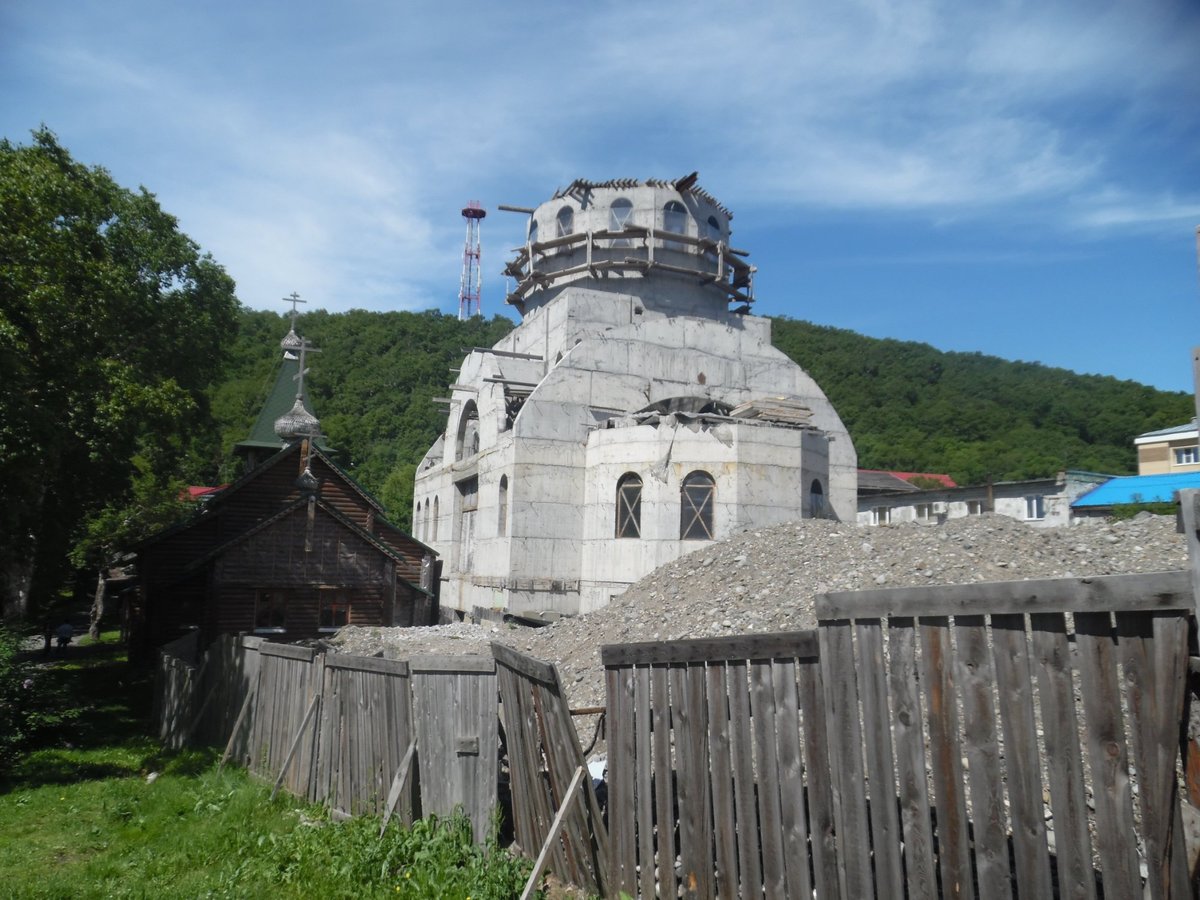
left=600, top=632, right=838, bottom=900
left=493, top=642, right=609, bottom=897
left=816, top=570, right=1193, bottom=900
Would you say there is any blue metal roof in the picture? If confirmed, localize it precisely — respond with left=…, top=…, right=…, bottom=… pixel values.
left=1071, top=472, right=1200, bottom=508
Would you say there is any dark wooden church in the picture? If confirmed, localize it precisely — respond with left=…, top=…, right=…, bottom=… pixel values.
left=128, top=311, right=436, bottom=659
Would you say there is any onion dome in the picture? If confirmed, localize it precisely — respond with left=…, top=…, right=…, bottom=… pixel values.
left=274, top=398, right=320, bottom=440
left=280, top=329, right=303, bottom=351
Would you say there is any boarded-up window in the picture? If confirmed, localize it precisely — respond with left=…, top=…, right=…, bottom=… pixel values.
left=680, top=471, right=715, bottom=540
left=616, top=473, right=642, bottom=538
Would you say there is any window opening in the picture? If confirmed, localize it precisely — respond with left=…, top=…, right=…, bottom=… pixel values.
left=663, top=200, right=687, bottom=251
left=1175, top=446, right=1199, bottom=465
left=1024, top=496, right=1046, bottom=520
left=432, top=496, right=439, bottom=541
left=456, top=400, right=479, bottom=460
left=915, top=503, right=933, bottom=522
left=498, top=476, right=508, bottom=537
left=809, top=479, right=825, bottom=518
left=556, top=206, right=574, bottom=238
left=680, top=471, right=715, bottom=540
left=871, top=506, right=891, bottom=526
left=616, top=473, right=643, bottom=538
left=319, top=589, right=351, bottom=631
left=254, top=589, right=288, bottom=633
left=967, top=500, right=984, bottom=516
left=609, top=198, right=633, bottom=248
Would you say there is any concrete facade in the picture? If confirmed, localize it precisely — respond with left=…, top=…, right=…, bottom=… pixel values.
left=414, top=178, right=856, bottom=617
left=1134, top=420, right=1200, bottom=476
left=857, top=471, right=1112, bottom=528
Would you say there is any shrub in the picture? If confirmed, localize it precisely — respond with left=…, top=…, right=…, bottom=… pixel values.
left=0, top=624, right=79, bottom=769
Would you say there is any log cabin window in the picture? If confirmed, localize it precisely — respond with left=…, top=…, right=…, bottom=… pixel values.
left=680, top=471, right=715, bottom=540
left=254, top=589, right=288, bottom=633
left=319, top=589, right=351, bottom=631
left=616, top=473, right=642, bottom=538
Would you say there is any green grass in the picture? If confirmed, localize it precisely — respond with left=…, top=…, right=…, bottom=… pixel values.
left=0, top=629, right=534, bottom=899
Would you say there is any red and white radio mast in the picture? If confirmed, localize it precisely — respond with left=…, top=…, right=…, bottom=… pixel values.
left=458, top=201, right=486, bottom=320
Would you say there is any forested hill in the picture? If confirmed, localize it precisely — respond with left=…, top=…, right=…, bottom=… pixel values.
left=207, top=308, right=1192, bottom=526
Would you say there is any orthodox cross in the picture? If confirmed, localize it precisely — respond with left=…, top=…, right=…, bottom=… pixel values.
left=293, top=336, right=321, bottom=401
left=283, top=291, right=306, bottom=332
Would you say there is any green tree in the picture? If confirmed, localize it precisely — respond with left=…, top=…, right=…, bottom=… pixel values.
left=0, top=128, right=239, bottom=616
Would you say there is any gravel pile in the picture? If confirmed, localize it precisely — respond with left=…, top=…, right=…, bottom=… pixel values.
left=329, top=513, right=1186, bottom=713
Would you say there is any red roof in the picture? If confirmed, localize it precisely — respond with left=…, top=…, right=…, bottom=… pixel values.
left=183, top=485, right=228, bottom=501
left=860, top=470, right=957, bottom=488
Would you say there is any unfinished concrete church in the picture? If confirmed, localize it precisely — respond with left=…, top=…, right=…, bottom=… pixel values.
left=413, top=176, right=857, bottom=619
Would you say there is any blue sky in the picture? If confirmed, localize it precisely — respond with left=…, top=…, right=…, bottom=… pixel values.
left=4, top=0, right=1199, bottom=391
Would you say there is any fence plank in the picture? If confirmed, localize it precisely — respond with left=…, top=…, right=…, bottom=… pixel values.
left=953, top=616, right=1012, bottom=900
left=705, top=662, right=738, bottom=899
left=634, top=665, right=655, bottom=900
left=726, top=660, right=759, bottom=899
left=651, top=664, right=678, bottom=900
left=819, top=619, right=873, bottom=898
left=606, top=664, right=636, bottom=896
left=855, top=620, right=904, bottom=895
left=797, top=652, right=839, bottom=899
left=676, top=662, right=713, bottom=899
left=990, top=614, right=1054, bottom=898
left=887, top=617, right=937, bottom=900
left=771, top=658, right=813, bottom=900
left=750, top=659, right=786, bottom=899
left=919, top=617, right=974, bottom=900
left=1072, top=611, right=1140, bottom=899
left=1029, top=612, right=1096, bottom=900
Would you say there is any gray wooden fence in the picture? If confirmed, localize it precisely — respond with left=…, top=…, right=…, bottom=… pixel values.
left=494, top=642, right=610, bottom=896
left=602, top=570, right=1195, bottom=899
left=153, top=636, right=599, bottom=869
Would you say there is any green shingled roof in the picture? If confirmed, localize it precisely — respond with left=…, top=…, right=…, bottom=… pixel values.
left=234, top=352, right=332, bottom=454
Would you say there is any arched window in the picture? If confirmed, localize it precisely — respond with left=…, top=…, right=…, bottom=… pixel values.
left=555, top=206, right=574, bottom=238
left=498, top=476, right=508, bottom=537
left=456, top=400, right=479, bottom=460
left=424, top=498, right=430, bottom=541
left=663, top=200, right=687, bottom=251
left=609, top=197, right=633, bottom=248
left=615, top=473, right=642, bottom=538
left=432, top=496, right=439, bottom=542
left=680, top=471, right=715, bottom=540
left=414, top=502, right=421, bottom=539
left=706, top=215, right=722, bottom=243
left=810, top=479, right=825, bottom=518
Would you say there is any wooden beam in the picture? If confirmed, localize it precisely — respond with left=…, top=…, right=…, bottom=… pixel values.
left=601, top=630, right=818, bottom=666
left=270, top=691, right=320, bottom=800
left=217, top=682, right=258, bottom=770
left=817, top=570, right=1190, bottom=620
left=519, top=765, right=587, bottom=900
left=379, top=738, right=417, bottom=836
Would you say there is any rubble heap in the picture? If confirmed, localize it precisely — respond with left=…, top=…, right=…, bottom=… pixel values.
left=329, top=513, right=1186, bottom=712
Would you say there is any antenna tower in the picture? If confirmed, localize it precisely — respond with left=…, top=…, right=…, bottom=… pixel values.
left=459, top=201, right=486, bottom=319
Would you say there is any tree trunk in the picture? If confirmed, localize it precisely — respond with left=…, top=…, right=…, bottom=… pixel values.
left=89, top=568, right=106, bottom=639
left=1, top=556, right=33, bottom=620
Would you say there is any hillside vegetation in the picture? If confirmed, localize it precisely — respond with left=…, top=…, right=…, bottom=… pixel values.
left=207, top=309, right=1191, bottom=527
